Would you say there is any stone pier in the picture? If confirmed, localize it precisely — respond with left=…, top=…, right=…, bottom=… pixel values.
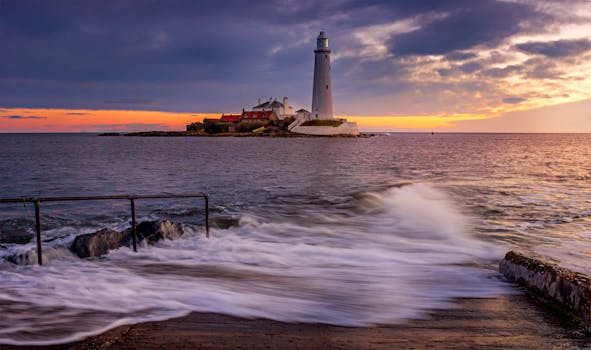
left=500, top=250, right=591, bottom=333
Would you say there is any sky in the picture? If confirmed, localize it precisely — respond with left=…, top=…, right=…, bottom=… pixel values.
left=1, top=0, right=590, bottom=132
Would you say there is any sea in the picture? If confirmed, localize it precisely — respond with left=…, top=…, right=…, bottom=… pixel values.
left=0, top=133, right=590, bottom=345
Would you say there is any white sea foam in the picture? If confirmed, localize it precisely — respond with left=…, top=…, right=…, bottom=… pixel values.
left=0, top=183, right=511, bottom=345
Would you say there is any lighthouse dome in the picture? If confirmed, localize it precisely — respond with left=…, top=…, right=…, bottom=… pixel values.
left=316, top=31, right=329, bottom=51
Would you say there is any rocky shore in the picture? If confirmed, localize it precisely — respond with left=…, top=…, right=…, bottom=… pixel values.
left=98, top=131, right=371, bottom=138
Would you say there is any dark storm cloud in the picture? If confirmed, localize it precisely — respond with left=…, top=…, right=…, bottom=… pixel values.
left=388, top=0, right=546, bottom=56
left=516, top=39, right=591, bottom=57
left=0, top=1, right=305, bottom=84
left=1, top=115, right=47, bottom=119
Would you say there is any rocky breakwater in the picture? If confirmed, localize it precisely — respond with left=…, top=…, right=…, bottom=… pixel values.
left=5, top=220, right=185, bottom=263
left=500, top=250, right=591, bottom=333
left=71, top=220, right=184, bottom=258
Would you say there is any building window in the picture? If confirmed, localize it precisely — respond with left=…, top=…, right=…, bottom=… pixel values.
left=326, top=85, right=328, bottom=90
left=325, top=55, right=328, bottom=59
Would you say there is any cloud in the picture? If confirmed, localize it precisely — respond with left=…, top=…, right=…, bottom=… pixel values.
left=1, top=115, right=47, bottom=119
left=105, top=98, right=160, bottom=105
left=459, top=61, right=482, bottom=74
left=65, top=112, right=90, bottom=115
left=503, top=97, right=526, bottom=104
left=516, top=38, right=591, bottom=57
left=388, top=0, right=545, bottom=56
left=480, top=65, right=522, bottom=78
left=445, top=51, right=478, bottom=61
left=522, top=58, right=563, bottom=79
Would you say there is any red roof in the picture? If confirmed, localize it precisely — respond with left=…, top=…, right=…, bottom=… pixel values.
left=242, top=110, right=273, bottom=120
left=220, top=114, right=242, bottom=122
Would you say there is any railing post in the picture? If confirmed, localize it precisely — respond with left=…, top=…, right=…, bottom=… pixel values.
left=130, top=198, right=137, bottom=252
left=0, top=193, right=211, bottom=260
left=34, top=199, right=43, bottom=265
left=204, top=195, right=209, bottom=238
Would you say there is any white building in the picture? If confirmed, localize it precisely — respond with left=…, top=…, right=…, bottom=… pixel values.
left=252, top=97, right=294, bottom=120
left=295, top=108, right=311, bottom=121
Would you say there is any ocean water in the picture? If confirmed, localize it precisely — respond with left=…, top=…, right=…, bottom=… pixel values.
left=0, top=133, right=590, bottom=345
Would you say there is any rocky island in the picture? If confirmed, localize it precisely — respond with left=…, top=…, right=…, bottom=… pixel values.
left=99, top=115, right=369, bottom=138
left=100, top=32, right=364, bottom=138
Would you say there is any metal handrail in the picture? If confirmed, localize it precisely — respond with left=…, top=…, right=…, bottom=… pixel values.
left=0, top=193, right=209, bottom=265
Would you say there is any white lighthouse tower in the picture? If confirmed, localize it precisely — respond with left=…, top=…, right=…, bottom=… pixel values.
left=311, top=31, right=333, bottom=120
left=289, top=31, right=359, bottom=136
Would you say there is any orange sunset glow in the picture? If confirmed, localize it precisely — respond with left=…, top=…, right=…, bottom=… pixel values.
left=0, top=108, right=218, bottom=133
left=0, top=108, right=495, bottom=132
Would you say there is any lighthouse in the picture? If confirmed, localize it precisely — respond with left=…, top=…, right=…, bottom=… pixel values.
left=290, top=31, right=359, bottom=135
left=311, top=31, right=333, bottom=120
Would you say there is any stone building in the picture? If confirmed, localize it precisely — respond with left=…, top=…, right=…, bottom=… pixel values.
left=252, top=97, right=294, bottom=120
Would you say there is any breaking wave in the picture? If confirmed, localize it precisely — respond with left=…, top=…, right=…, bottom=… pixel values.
left=0, top=183, right=511, bottom=345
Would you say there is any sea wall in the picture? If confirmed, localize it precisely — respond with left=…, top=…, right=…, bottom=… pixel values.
left=500, top=250, right=591, bottom=332
left=291, top=122, right=360, bottom=136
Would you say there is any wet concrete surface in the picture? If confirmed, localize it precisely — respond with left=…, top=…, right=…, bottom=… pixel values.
left=3, top=293, right=591, bottom=350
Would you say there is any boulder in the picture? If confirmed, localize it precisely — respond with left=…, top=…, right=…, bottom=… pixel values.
left=70, top=228, right=127, bottom=258
left=131, top=220, right=184, bottom=242
left=70, top=220, right=184, bottom=258
left=500, top=250, right=591, bottom=333
left=6, top=248, right=37, bottom=264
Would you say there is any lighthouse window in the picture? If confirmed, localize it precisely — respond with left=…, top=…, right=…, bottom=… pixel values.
left=325, top=55, right=328, bottom=59
left=326, top=85, right=328, bottom=89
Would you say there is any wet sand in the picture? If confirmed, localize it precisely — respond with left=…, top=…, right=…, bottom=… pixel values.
left=4, top=293, right=590, bottom=350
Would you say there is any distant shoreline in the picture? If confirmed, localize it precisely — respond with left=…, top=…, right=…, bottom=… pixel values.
left=98, top=131, right=371, bottom=138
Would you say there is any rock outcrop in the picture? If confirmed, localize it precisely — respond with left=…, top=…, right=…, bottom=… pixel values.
left=500, top=250, right=591, bottom=333
left=134, top=220, right=184, bottom=242
left=70, top=228, right=127, bottom=258
left=70, top=220, right=184, bottom=258
left=6, top=248, right=37, bottom=264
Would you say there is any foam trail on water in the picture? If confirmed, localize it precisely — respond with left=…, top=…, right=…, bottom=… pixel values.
left=0, top=183, right=512, bottom=345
